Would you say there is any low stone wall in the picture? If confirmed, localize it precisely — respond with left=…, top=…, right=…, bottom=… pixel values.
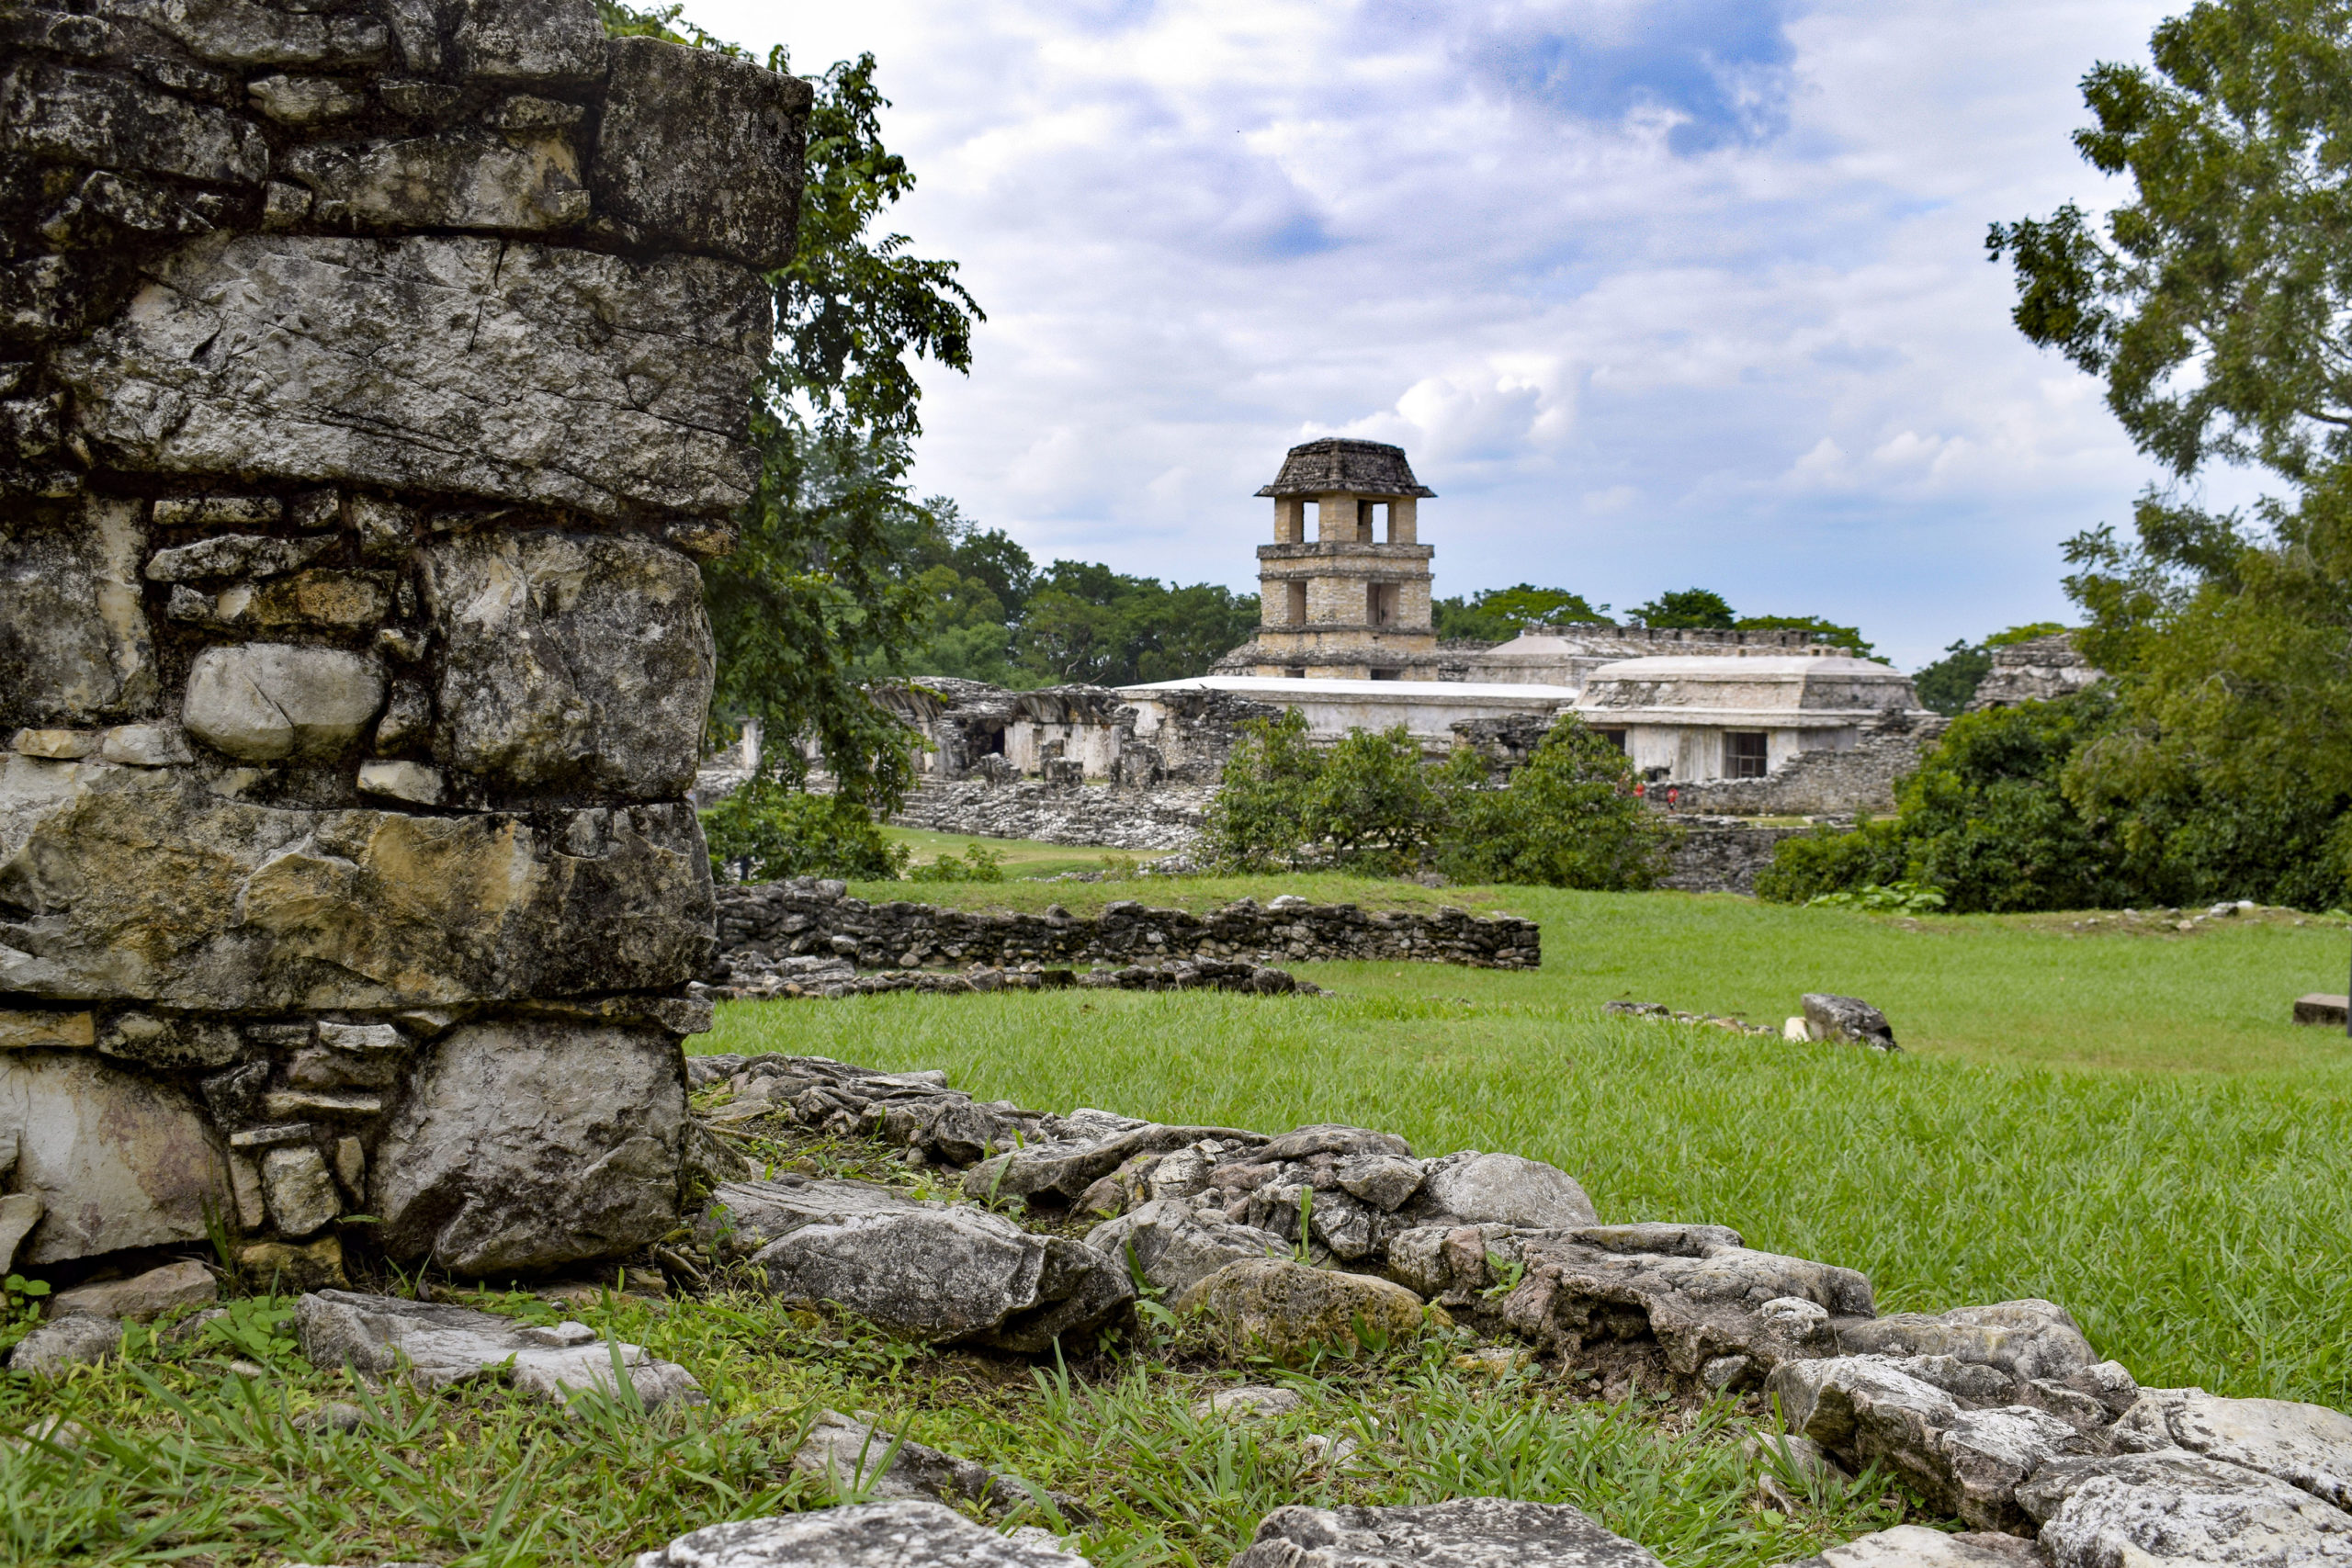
left=1658, top=818, right=1818, bottom=895
left=710, top=883, right=1541, bottom=977
left=887, top=779, right=1211, bottom=852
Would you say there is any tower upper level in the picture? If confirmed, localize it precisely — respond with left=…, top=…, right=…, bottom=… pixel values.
left=1254, top=438, right=1437, bottom=547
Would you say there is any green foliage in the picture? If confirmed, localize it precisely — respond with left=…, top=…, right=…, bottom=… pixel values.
left=1805, top=881, right=1949, bottom=915
left=1431, top=584, right=1607, bottom=642
left=904, top=841, right=1007, bottom=883
left=1989, top=0, right=2352, bottom=483
left=1630, top=587, right=1736, bottom=628
left=1434, top=716, right=1679, bottom=890
left=1200, top=710, right=1324, bottom=872
left=701, top=777, right=909, bottom=882
left=1205, top=714, right=1672, bottom=887
left=1730, top=614, right=1875, bottom=659
left=1752, top=818, right=1913, bottom=906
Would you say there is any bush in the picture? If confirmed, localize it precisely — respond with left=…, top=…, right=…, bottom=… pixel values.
left=1434, top=716, right=1679, bottom=889
left=905, top=841, right=1006, bottom=883
left=1204, top=711, right=1674, bottom=888
left=700, top=778, right=908, bottom=883
left=1201, top=711, right=1323, bottom=871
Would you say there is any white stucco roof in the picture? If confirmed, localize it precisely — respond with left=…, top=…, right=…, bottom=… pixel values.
left=1573, top=651, right=1923, bottom=728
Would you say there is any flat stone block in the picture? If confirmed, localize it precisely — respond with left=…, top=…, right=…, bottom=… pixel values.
left=0, top=759, right=714, bottom=1009
left=593, top=37, right=810, bottom=270
left=13, top=728, right=98, bottom=759
left=58, top=234, right=769, bottom=522
left=357, top=759, right=446, bottom=805
left=422, top=531, right=711, bottom=801
left=2292, top=994, right=2348, bottom=1028
left=0, top=1052, right=229, bottom=1263
left=0, top=496, right=157, bottom=729
left=0, top=1009, right=96, bottom=1049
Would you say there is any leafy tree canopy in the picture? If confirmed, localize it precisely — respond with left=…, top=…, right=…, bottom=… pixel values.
left=1989, top=0, right=2352, bottom=482
left=1630, top=587, right=1736, bottom=628
left=1432, top=584, right=1607, bottom=642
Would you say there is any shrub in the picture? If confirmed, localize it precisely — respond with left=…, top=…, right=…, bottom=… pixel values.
left=1307, top=725, right=1444, bottom=874
left=1434, top=716, right=1679, bottom=890
left=1201, top=710, right=1322, bottom=871
left=700, top=778, right=908, bottom=883
left=905, top=841, right=1007, bottom=883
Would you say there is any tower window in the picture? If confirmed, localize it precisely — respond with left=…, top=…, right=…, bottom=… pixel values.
left=1287, top=581, right=1307, bottom=624
left=1724, top=731, right=1769, bottom=778
left=1367, top=582, right=1397, bottom=626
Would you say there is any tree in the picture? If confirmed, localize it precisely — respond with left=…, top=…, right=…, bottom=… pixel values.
left=601, top=2, right=985, bottom=809
left=1983, top=0, right=2352, bottom=906
left=1988, top=0, right=2352, bottom=484
left=1201, top=710, right=1323, bottom=870
left=1431, top=584, right=1606, bottom=642
left=1434, top=716, right=1679, bottom=889
left=1732, top=615, right=1875, bottom=658
left=1630, top=588, right=1736, bottom=628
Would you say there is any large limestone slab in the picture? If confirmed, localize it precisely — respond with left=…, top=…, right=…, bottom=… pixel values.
left=0, top=496, right=158, bottom=728
left=0, top=758, right=713, bottom=1008
left=421, top=530, right=712, bottom=801
left=281, top=131, right=590, bottom=231
left=295, top=1290, right=699, bottom=1407
left=371, top=1021, right=685, bottom=1274
left=2018, top=1450, right=2352, bottom=1568
left=0, top=60, right=270, bottom=186
left=593, top=37, right=810, bottom=270
left=0, top=1052, right=228, bottom=1263
left=635, top=1501, right=1089, bottom=1568
left=710, top=1175, right=1134, bottom=1352
left=1086, top=1198, right=1289, bottom=1297
left=2118, top=1387, right=2352, bottom=1509
left=1230, top=1498, right=1665, bottom=1568
left=57, top=234, right=770, bottom=521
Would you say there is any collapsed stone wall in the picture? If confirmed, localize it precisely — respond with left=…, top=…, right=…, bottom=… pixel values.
left=1968, top=633, right=2103, bottom=711
left=1656, top=818, right=1820, bottom=895
left=710, top=881, right=1541, bottom=977
left=0, top=0, right=806, bottom=1282
left=1671, top=709, right=1947, bottom=817
left=886, top=777, right=1213, bottom=852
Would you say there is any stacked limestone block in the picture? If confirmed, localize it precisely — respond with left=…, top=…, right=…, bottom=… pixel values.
left=0, top=0, right=808, bottom=1282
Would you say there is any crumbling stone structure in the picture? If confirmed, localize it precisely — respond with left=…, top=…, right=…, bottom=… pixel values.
left=0, top=0, right=806, bottom=1283
left=1968, top=633, right=2103, bottom=711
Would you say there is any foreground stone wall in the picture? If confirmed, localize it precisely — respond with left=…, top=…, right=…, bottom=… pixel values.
left=710, top=882, right=1541, bottom=978
left=0, top=0, right=807, bottom=1281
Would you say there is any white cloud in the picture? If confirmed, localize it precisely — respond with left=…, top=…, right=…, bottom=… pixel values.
left=688, top=0, right=2185, bottom=667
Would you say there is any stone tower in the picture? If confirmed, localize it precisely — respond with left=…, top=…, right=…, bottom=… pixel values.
left=1246, top=439, right=1437, bottom=679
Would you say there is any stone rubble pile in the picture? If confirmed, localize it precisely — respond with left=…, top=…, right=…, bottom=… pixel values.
left=639, top=1052, right=2352, bottom=1568
left=0, top=0, right=802, bottom=1285
left=710, top=882, right=1540, bottom=985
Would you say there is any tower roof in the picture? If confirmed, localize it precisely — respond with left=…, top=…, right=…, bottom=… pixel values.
left=1254, top=438, right=1435, bottom=499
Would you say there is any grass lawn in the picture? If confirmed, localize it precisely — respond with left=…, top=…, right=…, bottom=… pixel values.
left=11, top=881, right=2348, bottom=1568
left=707, top=881, right=2352, bottom=1410
left=880, top=826, right=1132, bottom=881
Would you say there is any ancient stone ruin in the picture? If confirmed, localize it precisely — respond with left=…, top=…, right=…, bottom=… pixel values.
left=0, top=0, right=806, bottom=1283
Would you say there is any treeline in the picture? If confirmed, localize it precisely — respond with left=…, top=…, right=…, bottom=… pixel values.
left=863, top=502, right=1260, bottom=688
left=1430, top=584, right=1875, bottom=656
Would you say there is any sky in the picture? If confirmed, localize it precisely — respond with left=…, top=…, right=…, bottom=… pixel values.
left=687, top=0, right=2235, bottom=671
